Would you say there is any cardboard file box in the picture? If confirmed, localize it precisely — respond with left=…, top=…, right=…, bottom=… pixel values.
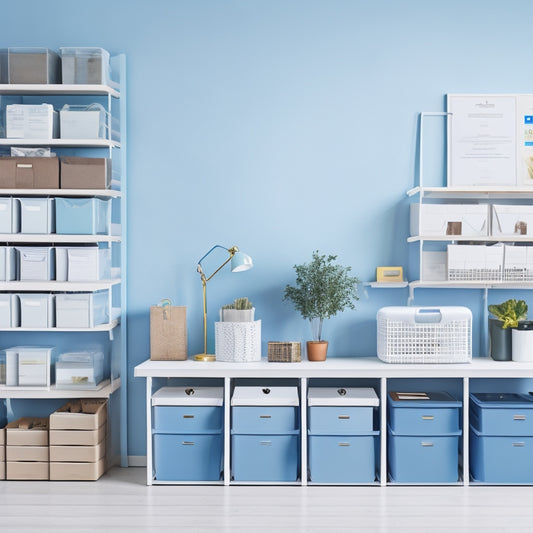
left=0, top=246, right=17, bottom=281
left=49, top=439, right=105, bottom=463
left=410, top=203, right=489, bottom=237
left=67, top=246, right=111, bottom=281
left=50, top=424, right=106, bottom=446
left=0, top=157, right=59, bottom=188
left=6, top=417, right=49, bottom=446
left=60, top=157, right=111, bottom=189
left=60, top=47, right=112, bottom=85
left=19, top=293, right=55, bottom=328
left=7, top=461, right=49, bottom=480
left=55, top=351, right=104, bottom=389
left=55, top=197, right=111, bottom=235
left=447, top=244, right=503, bottom=281
left=55, top=290, right=109, bottom=328
left=8, top=48, right=60, bottom=84
left=492, top=205, right=533, bottom=237
left=0, top=294, right=19, bottom=328
left=7, top=445, right=48, bottom=462
left=6, top=104, right=59, bottom=139
left=49, top=457, right=105, bottom=481
left=50, top=399, right=107, bottom=430
left=60, top=104, right=106, bottom=139
left=17, top=246, right=55, bottom=281
left=19, top=197, right=55, bottom=234
left=0, top=197, right=20, bottom=233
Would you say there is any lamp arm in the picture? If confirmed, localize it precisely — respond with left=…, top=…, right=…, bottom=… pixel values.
left=196, top=245, right=238, bottom=283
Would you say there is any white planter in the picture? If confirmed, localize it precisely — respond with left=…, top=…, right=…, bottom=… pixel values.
left=219, top=307, right=255, bottom=322
left=215, top=320, right=261, bottom=362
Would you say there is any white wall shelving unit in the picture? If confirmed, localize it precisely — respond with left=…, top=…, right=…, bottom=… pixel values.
left=0, top=54, right=128, bottom=468
left=134, top=357, right=533, bottom=487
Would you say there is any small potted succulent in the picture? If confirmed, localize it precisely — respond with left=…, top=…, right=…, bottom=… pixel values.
left=283, top=250, right=359, bottom=361
left=220, top=297, right=255, bottom=322
left=488, top=299, right=528, bottom=361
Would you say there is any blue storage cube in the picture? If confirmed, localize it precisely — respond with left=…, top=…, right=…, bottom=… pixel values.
left=153, top=432, right=223, bottom=481
left=470, top=425, right=533, bottom=483
left=19, top=197, right=54, bottom=234
left=308, top=432, right=378, bottom=483
left=231, top=433, right=299, bottom=482
left=388, top=427, right=461, bottom=483
left=470, top=393, right=533, bottom=436
left=308, top=387, right=379, bottom=434
left=55, top=197, right=110, bottom=235
left=19, top=293, right=55, bottom=328
left=388, top=391, right=461, bottom=435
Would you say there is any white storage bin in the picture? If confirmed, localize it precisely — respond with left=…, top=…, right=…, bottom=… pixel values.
left=0, top=246, right=17, bottom=281
left=377, top=306, right=472, bottom=364
left=503, top=245, right=533, bottom=282
left=491, top=205, right=533, bottom=237
left=0, top=294, right=19, bottom=328
left=55, top=351, right=104, bottom=389
left=6, top=104, right=59, bottom=139
left=447, top=244, right=503, bottom=281
left=59, top=104, right=106, bottom=139
left=55, top=290, right=109, bottom=328
left=0, top=197, right=20, bottom=233
left=18, top=197, right=55, bottom=234
left=410, top=203, right=489, bottom=237
left=19, top=294, right=55, bottom=328
left=17, top=346, right=53, bottom=387
left=67, top=246, right=111, bottom=281
left=215, top=320, right=261, bottom=362
left=60, top=47, right=113, bottom=85
left=17, top=247, right=55, bottom=281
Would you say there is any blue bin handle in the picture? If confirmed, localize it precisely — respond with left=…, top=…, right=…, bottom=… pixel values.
left=415, top=308, right=442, bottom=324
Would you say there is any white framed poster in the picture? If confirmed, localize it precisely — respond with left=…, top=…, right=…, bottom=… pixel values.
left=447, top=94, right=533, bottom=187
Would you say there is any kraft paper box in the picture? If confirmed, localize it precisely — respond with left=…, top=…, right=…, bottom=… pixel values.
left=50, top=424, right=106, bottom=446
left=7, top=461, right=49, bottom=480
left=150, top=305, right=187, bottom=361
left=6, top=445, right=48, bottom=462
left=6, top=417, right=49, bottom=446
left=60, top=157, right=111, bottom=189
left=50, top=439, right=105, bottom=463
left=50, top=399, right=107, bottom=430
left=49, top=457, right=105, bottom=481
left=0, top=157, right=59, bottom=188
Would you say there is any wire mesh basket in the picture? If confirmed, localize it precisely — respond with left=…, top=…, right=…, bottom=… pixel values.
left=377, top=306, right=472, bottom=364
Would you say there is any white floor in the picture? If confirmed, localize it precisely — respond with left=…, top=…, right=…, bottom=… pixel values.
left=1, top=467, right=533, bottom=532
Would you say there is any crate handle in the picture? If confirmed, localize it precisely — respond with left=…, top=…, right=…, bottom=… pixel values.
left=338, top=442, right=350, bottom=447
left=338, top=415, right=350, bottom=419
left=421, top=415, right=434, bottom=420
left=259, top=415, right=272, bottom=419
left=420, top=442, right=434, bottom=447
left=415, top=309, right=442, bottom=323
left=514, top=415, right=526, bottom=420
left=181, top=441, right=195, bottom=446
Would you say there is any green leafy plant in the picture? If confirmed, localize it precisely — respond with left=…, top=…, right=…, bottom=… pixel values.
left=222, top=297, right=253, bottom=310
left=488, top=299, right=528, bottom=329
left=283, top=250, right=359, bottom=341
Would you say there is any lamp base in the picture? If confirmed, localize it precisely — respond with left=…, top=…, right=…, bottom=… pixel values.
left=194, top=353, right=216, bottom=362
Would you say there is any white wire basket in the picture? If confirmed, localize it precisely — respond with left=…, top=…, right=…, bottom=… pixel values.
left=377, top=306, right=472, bottom=364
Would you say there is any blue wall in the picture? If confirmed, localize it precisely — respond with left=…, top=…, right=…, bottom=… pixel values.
left=3, top=0, right=533, bottom=457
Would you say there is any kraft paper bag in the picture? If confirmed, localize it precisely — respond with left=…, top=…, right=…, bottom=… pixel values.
left=150, top=305, right=187, bottom=360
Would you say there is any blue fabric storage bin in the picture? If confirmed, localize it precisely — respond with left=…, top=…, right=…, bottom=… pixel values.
left=55, top=197, right=110, bottom=235
left=388, top=427, right=461, bottom=483
left=388, top=391, right=461, bottom=435
left=470, top=425, right=533, bottom=483
left=153, top=432, right=223, bottom=481
left=308, top=432, right=378, bottom=483
left=154, top=405, right=222, bottom=433
left=470, top=393, right=533, bottom=436
left=231, top=432, right=299, bottom=481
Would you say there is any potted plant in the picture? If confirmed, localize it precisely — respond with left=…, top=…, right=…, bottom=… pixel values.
left=220, top=297, right=255, bottom=322
left=283, top=250, right=359, bottom=361
left=488, top=299, right=528, bottom=361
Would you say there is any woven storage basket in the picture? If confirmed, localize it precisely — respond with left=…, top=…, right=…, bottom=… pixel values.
left=215, top=320, right=261, bottom=362
left=377, top=306, right=472, bottom=364
left=267, top=342, right=301, bottom=362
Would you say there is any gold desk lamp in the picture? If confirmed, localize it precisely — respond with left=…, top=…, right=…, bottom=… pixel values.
left=194, top=245, right=253, bottom=361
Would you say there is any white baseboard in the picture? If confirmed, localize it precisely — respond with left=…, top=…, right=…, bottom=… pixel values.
left=128, top=455, right=147, bottom=467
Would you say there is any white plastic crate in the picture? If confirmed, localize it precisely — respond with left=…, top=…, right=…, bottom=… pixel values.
left=447, top=244, right=503, bottom=282
left=377, top=306, right=472, bottom=364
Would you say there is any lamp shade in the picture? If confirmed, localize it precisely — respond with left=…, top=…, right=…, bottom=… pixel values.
left=231, top=251, right=253, bottom=272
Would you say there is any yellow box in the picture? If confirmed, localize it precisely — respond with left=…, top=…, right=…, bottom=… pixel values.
left=376, top=266, right=403, bottom=283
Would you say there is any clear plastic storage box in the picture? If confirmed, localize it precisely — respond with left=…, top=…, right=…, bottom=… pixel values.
left=60, top=47, right=113, bottom=85
left=55, top=351, right=105, bottom=389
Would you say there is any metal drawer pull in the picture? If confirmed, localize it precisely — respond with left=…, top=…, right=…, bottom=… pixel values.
left=259, top=415, right=272, bottom=419
left=338, top=442, right=350, bottom=447
left=512, top=442, right=525, bottom=447
left=183, top=415, right=194, bottom=419
left=514, top=415, right=527, bottom=420
left=260, top=441, right=272, bottom=446
left=182, top=441, right=195, bottom=446
left=338, top=415, right=350, bottom=419
left=421, top=442, right=434, bottom=447
left=422, top=416, right=434, bottom=420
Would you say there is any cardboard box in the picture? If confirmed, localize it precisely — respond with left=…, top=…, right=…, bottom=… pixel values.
left=49, top=457, right=105, bottom=481
left=6, top=417, right=49, bottom=446
left=50, top=439, right=105, bottom=463
left=6, top=445, right=48, bottom=462
left=0, top=157, right=59, bottom=188
left=6, top=104, right=59, bottom=139
left=50, top=399, right=107, bottom=430
left=0, top=445, right=4, bottom=461
left=49, top=424, right=106, bottom=446
left=7, top=461, right=48, bottom=480
left=60, top=157, right=111, bottom=189
left=0, top=426, right=5, bottom=446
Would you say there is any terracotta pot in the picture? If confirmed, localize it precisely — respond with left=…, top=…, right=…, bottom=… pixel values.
left=307, top=341, right=328, bottom=361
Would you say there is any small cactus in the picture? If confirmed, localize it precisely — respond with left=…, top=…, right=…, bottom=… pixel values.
left=222, top=297, right=253, bottom=310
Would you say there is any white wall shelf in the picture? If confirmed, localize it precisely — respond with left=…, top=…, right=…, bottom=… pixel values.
left=0, top=233, right=121, bottom=243
left=0, top=189, right=120, bottom=198
left=0, top=138, right=119, bottom=148
left=0, top=84, right=120, bottom=98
